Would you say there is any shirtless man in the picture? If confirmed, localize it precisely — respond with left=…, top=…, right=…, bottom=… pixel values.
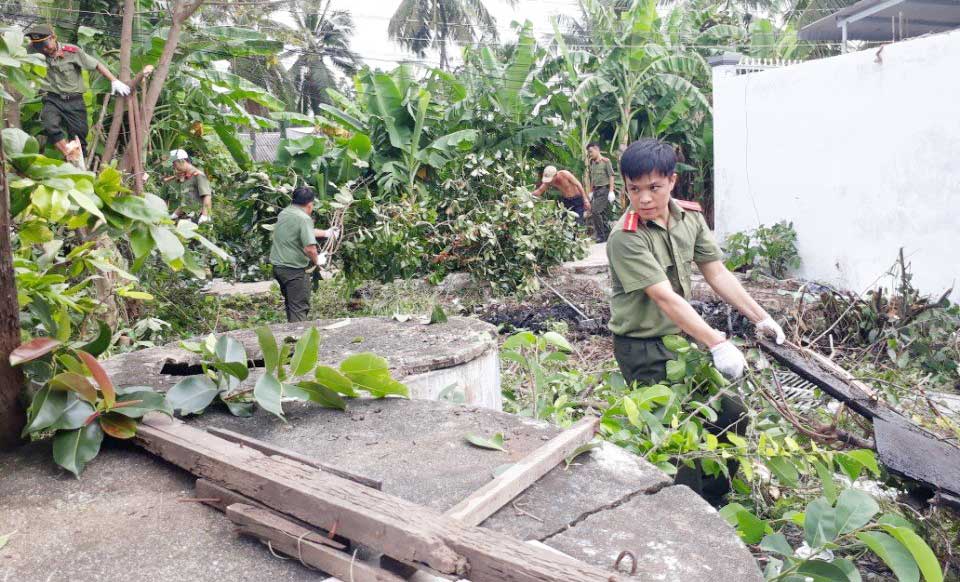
left=531, top=165, right=591, bottom=225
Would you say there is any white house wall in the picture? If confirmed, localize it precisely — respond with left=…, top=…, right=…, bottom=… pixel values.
left=713, top=30, right=960, bottom=301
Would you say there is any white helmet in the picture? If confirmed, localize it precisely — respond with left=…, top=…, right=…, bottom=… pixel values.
left=169, top=149, right=189, bottom=164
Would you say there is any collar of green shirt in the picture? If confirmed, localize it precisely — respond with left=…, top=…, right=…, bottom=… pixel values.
left=643, top=199, right=688, bottom=230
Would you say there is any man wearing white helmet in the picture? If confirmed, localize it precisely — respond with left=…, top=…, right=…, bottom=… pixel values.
left=163, top=149, right=212, bottom=223
left=531, top=165, right=591, bottom=226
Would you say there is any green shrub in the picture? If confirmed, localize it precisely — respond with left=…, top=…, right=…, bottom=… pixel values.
left=724, top=221, right=800, bottom=279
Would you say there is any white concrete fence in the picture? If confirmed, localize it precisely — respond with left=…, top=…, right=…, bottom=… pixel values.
left=712, top=31, right=960, bottom=301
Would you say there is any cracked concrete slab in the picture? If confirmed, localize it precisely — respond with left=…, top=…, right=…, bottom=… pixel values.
left=1, top=399, right=760, bottom=581
left=547, top=485, right=764, bottom=581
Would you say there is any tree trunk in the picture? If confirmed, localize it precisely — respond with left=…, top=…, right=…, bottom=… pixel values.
left=0, top=120, right=25, bottom=450
left=2, top=82, right=20, bottom=129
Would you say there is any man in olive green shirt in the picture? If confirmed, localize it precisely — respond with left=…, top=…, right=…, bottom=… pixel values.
left=608, top=138, right=786, bottom=501
left=25, top=24, right=129, bottom=163
left=164, top=149, right=212, bottom=222
left=586, top=142, right=616, bottom=243
left=269, top=186, right=338, bottom=322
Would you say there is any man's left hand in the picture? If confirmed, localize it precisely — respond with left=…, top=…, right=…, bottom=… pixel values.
left=198, top=214, right=210, bottom=224
left=111, top=79, right=131, bottom=96
left=756, top=317, right=785, bottom=344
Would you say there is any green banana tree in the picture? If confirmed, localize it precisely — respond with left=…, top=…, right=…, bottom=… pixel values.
left=332, top=65, right=477, bottom=200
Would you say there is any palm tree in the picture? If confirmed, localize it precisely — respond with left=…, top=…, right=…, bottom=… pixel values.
left=388, top=0, right=517, bottom=70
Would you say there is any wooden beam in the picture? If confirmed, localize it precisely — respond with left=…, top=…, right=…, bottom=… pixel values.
left=758, top=340, right=895, bottom=421
left=873, top=416, right=960, bottom=497
left=227, top=503, right=407, bottom=582
left=446, top=416, right=599, bottom=526
left=135, top=414, right=622, bottom=582
left=206, top=426, right=382, bottom=490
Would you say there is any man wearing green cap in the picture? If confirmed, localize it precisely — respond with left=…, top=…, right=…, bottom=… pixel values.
left=25, top=24, right=130, bottom=163
left=163, top=149, right=212, bottom=223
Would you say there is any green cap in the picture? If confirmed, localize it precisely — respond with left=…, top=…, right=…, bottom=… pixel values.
left=25, top=24, right=54, bottom=39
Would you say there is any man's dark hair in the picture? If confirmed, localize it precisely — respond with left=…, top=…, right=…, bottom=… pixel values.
left=586, top=142, right=600, bottom=151
left=619, top=138, right=676, bottom=180
left=291, top=186, right=316, bottom=206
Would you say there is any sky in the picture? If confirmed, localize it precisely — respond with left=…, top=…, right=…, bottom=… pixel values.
left=320, top=0, right=583, bottom=67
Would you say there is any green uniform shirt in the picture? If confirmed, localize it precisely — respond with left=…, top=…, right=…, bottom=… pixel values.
left=168, top=172, right=212, bottom=214
left=607, top=199, right=724, bottom=338
left=588, top=157, right=614, bottom=191
left=42, top=45, right=99, bottom=95
left=269, top=205, right=317, bottom=269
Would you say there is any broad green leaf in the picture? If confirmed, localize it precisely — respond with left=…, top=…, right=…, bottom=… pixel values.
left=804, top=497, right=838, bottom=547
left=831, top=558, right=863, bottom=582
left=877, top=513, right=916, bottom=531
left=502, top=331, right=536, bottom=350
left=793, top=560, right=859, bottom=582
left=465, top=432, right=506, bottom=452
left=340, top=352, right=390, bottom=379
left=9, top=337, right=60, bottom=366
left=99, top=413, right=137, bottom=439
left=79, top=321, right=112, bottom=357
left=149, top=226, right=185, bottom=262
left=350, top=375, right=409, bottom=399
left=662, top=335, right=689, bottom=352
left=52, top=423, right=103, bottom=477
left=49, top=372, right=98, bottom=403
left=623, top=396, right=641, bottom=428
left=215, top=335, right=247, bottom=364
left=834, top=489, right=879, bottom=534
left=734, top=509, right=767, bottom=544
left=759, top=533, right=793, bottom=557
left=166, top=376, right=219, bottom=415
left=314, top=366, right=357, bottom=396
left=111, top=390, right=171, bottom=418
left=223, top=399, right=255, bottom=417
left=111, top=195, right=168, bottom=222
left=880, top=526, right=943, bottom=582
left=541, top=331, right=572, bottom=352
left=23, top=386, right=67, bottom=434
left=50, top=394, right=96, bottom=431
left=766, top=456, right=800, bottom=487
left=254, top=372, right=284, bottom=420
left=287, top=381, right=346, bottom=410
left=77, top=350, right=115, bottom=409
left=2, top=127, right=38, bottom=156
left=255, top=326, right=279, bottom=374
left=841, top=449, right=881, bottom=478
left=665, top=359, right=686, bottom=381
left=857, top=532, right=919, bottom=582
left=289, top=328, right=320, bottom=377
left=214, top=361, right=249, bottom=381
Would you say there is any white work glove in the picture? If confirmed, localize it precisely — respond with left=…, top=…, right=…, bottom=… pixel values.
left=315, top=252, right=327, bottom=268
left=755, top=317, right=785, bottom=344
left=111, top=79, right=131, bottom=96
left=327, top=227, right=340, bottom=241
left=607, top=190, right=615, bottom=203
left=198, top=214, right=210, bottom=224
left=710, top=340, right=747, bottom=380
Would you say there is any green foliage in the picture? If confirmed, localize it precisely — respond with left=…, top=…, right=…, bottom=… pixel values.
left=723, top=221, right=801, bottom=279
left=11, top=340, right=171, bottom=477
left=171, top=326, right=409, bottom=420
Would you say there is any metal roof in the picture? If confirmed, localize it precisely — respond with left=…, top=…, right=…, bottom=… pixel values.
left=799, top=0, right=960, bottom=41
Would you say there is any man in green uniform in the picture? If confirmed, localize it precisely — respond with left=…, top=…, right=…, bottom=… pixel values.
left=25, top=24, right=129, bottom=163
left=164, top=149, right=212, bottom=223
left=607, top=138, right=785, bottom=501
left=269, top=186, right=339, bottom=322
left=585, top=142, right=616, bottom=243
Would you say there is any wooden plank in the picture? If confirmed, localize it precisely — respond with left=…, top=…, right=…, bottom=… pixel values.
left=135, top=414, right=622, bottom=582
left=758, top=340, right=895, bottom=421
left=194, top=479, right=347, bottom=551
left=874, top=416, right=960, bottom=497
left=446, top=416, right=599, bottom=526
left=206, top=426, right=383, bottom=490
left=227, top=503, right=407, bottom=582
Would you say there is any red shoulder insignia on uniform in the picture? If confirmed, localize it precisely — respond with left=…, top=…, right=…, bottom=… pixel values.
left=62, top=44, right=79, bottom=53
left=675, top=199, right=703, bottom=212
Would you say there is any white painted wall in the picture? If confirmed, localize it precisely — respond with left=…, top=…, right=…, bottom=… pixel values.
left=713, top=31, right=960, bottom=301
